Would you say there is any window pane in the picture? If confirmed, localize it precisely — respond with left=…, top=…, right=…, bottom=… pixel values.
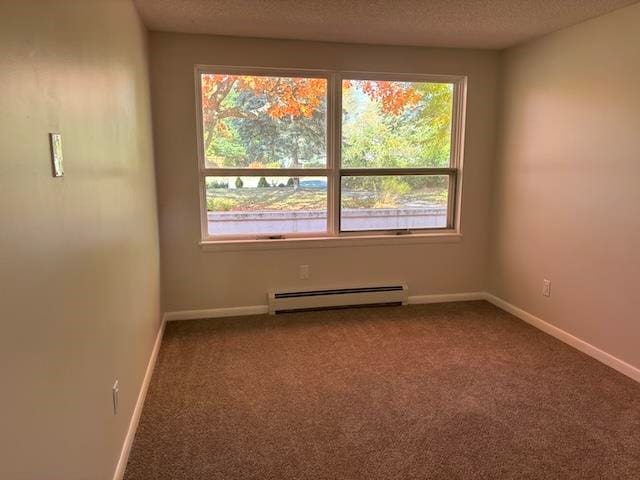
left=342, top=80, right=453, bottom=168
left=341, top=175, right=449, bottom=231
left=206, top=176, right=327, bottom=236
left=200, top=74, right=327, bottom=168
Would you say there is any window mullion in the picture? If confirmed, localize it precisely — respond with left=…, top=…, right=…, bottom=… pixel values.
left=447, top=171, right=457, bottom=229
left=199, top=173, right=209, bottom=240
left=329, top=72, right=342, bottom=236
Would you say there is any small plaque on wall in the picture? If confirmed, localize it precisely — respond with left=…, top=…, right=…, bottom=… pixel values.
left=49, top=133, right=64, bottom=177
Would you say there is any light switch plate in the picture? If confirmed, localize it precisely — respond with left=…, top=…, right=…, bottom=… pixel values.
left=49, top=133, right=64, bottom=177
left=112, top=380, right=119, bottom=415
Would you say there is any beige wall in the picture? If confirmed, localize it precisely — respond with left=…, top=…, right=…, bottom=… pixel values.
left=0, top=1, right=161, bottom=479
left=490, top=3, right=640, bottom=369
left=149, top=33, right=500, bottom=312
left=1, top=2, right=637, bottom=476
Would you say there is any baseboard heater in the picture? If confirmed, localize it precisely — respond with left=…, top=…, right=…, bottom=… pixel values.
left=268, top=284, right=408, bottom=314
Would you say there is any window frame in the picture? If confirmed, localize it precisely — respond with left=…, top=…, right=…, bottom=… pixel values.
left=195, top=65, right=467, bottom=243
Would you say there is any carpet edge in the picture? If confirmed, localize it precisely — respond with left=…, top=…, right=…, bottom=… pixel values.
left=112, top=317, right=166, bottom=480
left=485, top=293, right=640, bottom=384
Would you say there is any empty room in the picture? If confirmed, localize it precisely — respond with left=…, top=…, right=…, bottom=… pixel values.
left=2, top=0, right=640, bottom=478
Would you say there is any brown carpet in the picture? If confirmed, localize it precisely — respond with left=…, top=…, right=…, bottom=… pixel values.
left=124, top=301, right=640, bottom=479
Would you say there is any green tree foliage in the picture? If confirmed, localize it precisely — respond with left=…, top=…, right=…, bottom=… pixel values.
left=234, top=90, right=326, bottom=169
left=202, top=76, right=453, bottom=208
left=413, top=82, right=454, bottom=167
left=201, top=75, right=327, bottom=169
left=342, top=82, right=452, bottom=168
left=341, top=81, right=453, bottom=205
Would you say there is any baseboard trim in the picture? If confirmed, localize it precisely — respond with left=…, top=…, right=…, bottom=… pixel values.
left=164, top=293, right=486, bottom=321
left=162, top=293, right=639, bottom=384
left=408, top=292, right=485, bottom=304
left=114, top=292, right=638, bottom=478
left=485, top=293, right=640, bottom=384
left=112, top=317, right=166, bottom=480
left=164, top=305, right=269, bottom=321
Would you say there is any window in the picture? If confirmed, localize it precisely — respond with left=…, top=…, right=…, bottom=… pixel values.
left=196, top=67, right=465, bottom=242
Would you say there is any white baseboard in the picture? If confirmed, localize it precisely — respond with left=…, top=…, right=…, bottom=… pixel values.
left=163, top=293, right=639, bottom=385
left=408, top=292, right=485, bottom=304
left=112, top=318, right=166, bottom=480
left=164, top=293, right=485, bottom=322
left=113, top=293, right=638, bottom=480
left=485, top=293, right=640, bottom=384
left=164, top=305, right=269, bottom=321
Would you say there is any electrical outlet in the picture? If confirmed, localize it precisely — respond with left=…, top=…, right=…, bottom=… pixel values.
left=299, top=265, right=310, bottom=280
left=112, top=380, right=119, bottom=415
left=542, top=279, right=551, bottom=297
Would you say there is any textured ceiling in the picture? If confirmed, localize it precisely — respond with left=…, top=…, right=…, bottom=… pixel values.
left=134, top=0, right=639, bottom=49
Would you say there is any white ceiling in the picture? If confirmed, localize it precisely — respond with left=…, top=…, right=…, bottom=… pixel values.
left=134, top=0, right=638, bottom=49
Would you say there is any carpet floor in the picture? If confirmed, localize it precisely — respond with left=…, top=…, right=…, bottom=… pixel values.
left=124, top=301, right=640, bottom=479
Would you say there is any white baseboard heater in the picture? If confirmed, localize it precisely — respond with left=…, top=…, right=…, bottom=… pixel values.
left=268, top=284, right=408, bottom=314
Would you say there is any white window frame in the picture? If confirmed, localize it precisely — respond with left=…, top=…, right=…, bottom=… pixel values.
left=195, top=65, right=467, bottom=245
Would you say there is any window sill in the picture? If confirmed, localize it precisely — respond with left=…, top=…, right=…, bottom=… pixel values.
left=199, top=232, right=462, bottom=252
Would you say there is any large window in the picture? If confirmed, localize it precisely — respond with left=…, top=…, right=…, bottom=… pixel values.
left=196, top=67, right=466, bottom=241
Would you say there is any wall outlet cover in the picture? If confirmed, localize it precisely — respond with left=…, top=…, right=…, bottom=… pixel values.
left=299, top=265, right=310, bottom=280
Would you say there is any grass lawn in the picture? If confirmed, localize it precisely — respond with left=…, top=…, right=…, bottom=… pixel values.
left=207, top=187, right=448, bottom=211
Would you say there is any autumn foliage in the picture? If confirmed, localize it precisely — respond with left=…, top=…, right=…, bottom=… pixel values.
left=200, top=73, right=451, bottom=172
left=343, top=80, right=422, bottom=115
left=201, top=75, right=327, bottom=123
left=201, top=74, right=422, bottom=128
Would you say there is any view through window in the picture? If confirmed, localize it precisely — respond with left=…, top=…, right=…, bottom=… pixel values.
left=198, top=69, right=463, bottom=239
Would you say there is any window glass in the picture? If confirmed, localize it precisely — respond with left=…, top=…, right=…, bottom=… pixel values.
left=340, top=175, right=449, bottom=231
left=197, top=69, right=463, bottom=240
left=200, top=74, right=327, bottom=169
left=206, top=176, right=328, bottom=236
left=342, top=80, right=453, bottom=168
